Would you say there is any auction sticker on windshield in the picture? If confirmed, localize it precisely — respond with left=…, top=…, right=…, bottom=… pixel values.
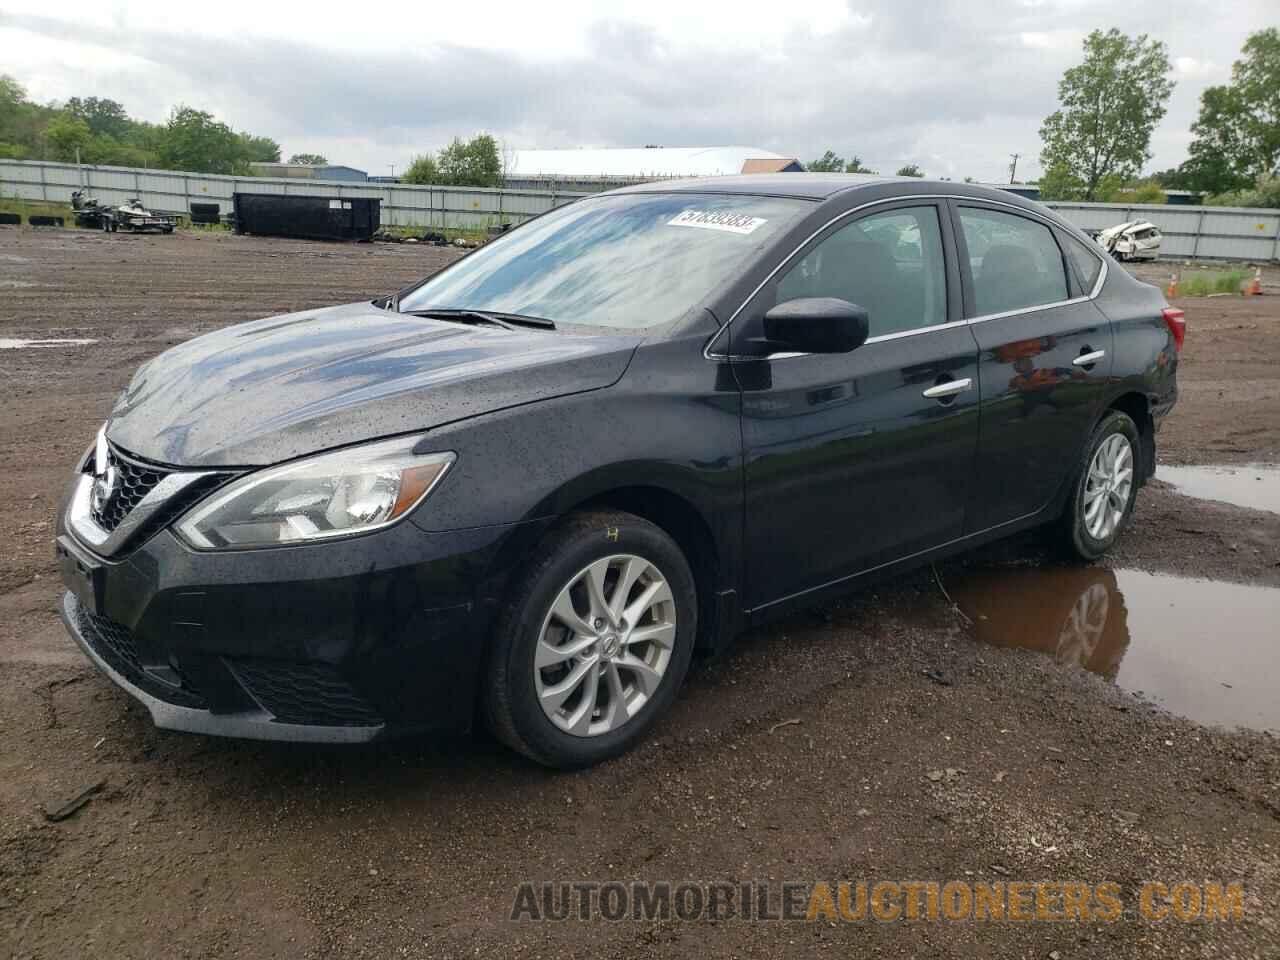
left=667, top=209, right=768, bottom=235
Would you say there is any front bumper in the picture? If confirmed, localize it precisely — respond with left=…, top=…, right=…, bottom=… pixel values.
left=56, top=509, right=550, bottom=742
left=60, top=592, right=387, bottom=742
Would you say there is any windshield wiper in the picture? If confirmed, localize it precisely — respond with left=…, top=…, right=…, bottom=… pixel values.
left=408, top=308, right=518, bottom=330
left=403, top=306, right=555, bottom=330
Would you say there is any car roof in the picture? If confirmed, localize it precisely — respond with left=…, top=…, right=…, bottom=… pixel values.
left=611, top=172, right=892, bottom=199
left=608, top=173, right=1046, bottom=209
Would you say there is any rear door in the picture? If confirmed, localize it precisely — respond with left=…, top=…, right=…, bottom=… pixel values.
left=732, top=201, right=980, bottom=608
left=952, top=202, right=1114, bottom=532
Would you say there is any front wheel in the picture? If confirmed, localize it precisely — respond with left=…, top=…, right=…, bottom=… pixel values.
left=1057, top=411, right=1141, bottom=561
left=484, top=510, right=697, bottom=768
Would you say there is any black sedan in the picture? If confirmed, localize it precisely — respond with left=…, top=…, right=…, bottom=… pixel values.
left=55, top=175, right=1182, bottom=767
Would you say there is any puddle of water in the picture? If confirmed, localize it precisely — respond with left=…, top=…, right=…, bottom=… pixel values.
left=0, top=337, right=97, bottom=349
left=948, top=566, right=1280, bottom=734
left=1159, top=463, right=1280, bottom=515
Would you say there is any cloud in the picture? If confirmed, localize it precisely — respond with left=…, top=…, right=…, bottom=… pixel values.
left=1, top=2, right=1274, bottom=181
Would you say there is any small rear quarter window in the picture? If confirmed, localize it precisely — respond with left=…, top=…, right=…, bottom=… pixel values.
left=1062, top=233, right=1103, bottom=293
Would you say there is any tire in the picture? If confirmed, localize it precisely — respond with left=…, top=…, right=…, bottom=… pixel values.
left=484, top=510, right=697, bottom=768
left=1057, top=411, right=1141, bottom=561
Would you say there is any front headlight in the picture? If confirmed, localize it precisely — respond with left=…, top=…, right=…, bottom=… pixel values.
left=175, top=438, right=454, bottom=550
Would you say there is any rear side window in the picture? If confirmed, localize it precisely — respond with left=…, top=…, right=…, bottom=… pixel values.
left=776, top=206, right=948, bottom=338
left=1061, top=232, right=1103, bottom=293
left=958, top=207, right=1069, bottom=315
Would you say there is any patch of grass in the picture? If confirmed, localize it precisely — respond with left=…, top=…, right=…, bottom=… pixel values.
left=0, top=198, right=76, bottom=223
left=182, top=220, right=230, bottom=233
left=1179, top=270, right=1249, bottom=297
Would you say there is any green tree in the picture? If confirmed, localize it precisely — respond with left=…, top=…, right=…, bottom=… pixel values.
left=1039, top=29, right=1175, bottom=201
left=1184, top=28, right=1280, bottom=195
left=0, top=75, right=49, bottom=151
left=1150, top=166, right=1195, bottom=190
left=238, top=133, right=281, bottom=163
left=156, top=106, right=251, bottom=174
left=402, top=153, right=440, bottom=184
left=289, top=153, right=328, bottom=165
left=808, top=150, right=845, bottom=172
left=1037, top=162, right=1085, bottom=201
left=1098, top=179, right=1166, bottom=203
left=65, top=96, right=131, bottom=139
left=44, top=113, right=93, bottom=162
left=0, top=75, right=28, bottom=138
left=1206, top=173, right=1280, bottom=208
left=845, top=156, right=875, bottom=174
left=436, top=134, right=502, bottom=187
left=895, top=163, right=924, bottom=177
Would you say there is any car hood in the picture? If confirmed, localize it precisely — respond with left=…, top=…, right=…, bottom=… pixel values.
left=106, top=302, right=641, bottom=467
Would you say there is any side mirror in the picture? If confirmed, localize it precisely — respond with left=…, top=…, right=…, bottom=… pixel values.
left=762, top=297, right=870, bottom=354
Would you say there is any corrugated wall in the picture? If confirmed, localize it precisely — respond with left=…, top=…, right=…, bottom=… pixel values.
left=0, top=159, right=588, bottom=230
left=3, top=159, right=1279, bottom=260
left=1044, top=201, right=1280, bottom=262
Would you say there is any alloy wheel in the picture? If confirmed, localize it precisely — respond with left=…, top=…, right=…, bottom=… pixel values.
left=534, top=554, right=676, bottom=737
left=1082, top=433, right=1133, bottom=541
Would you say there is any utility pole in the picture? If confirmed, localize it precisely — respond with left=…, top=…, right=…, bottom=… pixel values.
left=1008, top=153, right=1021, bottom=184
left=389, top=163, right=396, bottom=179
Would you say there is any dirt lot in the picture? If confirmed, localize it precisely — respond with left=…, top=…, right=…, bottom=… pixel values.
left=2, top=228, right=1278, bottom=959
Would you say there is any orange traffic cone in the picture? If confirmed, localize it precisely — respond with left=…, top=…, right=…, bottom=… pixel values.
left=1166, top=272, right=1179, bottom=298
left=1246, top=267, right=1262, bottom=296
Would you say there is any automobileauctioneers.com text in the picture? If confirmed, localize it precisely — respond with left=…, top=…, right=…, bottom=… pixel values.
left=510, top=880, right=1245, bottom=924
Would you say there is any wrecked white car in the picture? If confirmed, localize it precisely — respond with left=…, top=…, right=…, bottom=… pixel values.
left=1095, top=220, right=1162, bottom=262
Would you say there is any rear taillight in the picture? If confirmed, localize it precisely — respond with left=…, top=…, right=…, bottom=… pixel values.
left=1162, top=307, right=1186, bottom=352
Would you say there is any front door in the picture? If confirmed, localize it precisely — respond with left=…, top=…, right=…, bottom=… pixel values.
left=951, top=203, right=1114, bottom=532
left=731, top=202, right=981, bottom=610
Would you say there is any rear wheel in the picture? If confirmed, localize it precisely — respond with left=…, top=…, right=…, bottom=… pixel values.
left=1057, top=411, right=1140, bottom=560
left=484, top=510, right=697, bottom=768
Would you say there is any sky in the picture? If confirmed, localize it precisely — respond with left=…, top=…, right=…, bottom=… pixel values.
left=0, top=1, right=1273, bottom=182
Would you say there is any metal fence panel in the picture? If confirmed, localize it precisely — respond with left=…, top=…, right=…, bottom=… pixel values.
left=1043, top=200, right=1280, bottom=262
left=3, top=160, right=1276, bottom=259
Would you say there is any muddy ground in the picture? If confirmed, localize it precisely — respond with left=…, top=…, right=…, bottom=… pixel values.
left=1, top=228, right=1278, bottom=959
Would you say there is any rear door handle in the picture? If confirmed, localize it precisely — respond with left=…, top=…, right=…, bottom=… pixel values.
left=1073, top=349, right=1106, bottom=367
left=922, top=378, right=972, bottom=400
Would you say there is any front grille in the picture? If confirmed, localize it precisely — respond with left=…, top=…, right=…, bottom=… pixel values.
left=228, top=659, right=383, bottom=727
left=89, top=446, right=169, bottom=532
left=72, top=601, right=207, bottom=708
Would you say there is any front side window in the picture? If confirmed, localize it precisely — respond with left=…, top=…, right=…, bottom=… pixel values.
left=958, top=207, right=1069, bottom=316
left=398, top=193, right=808, bottom=330
left=775, top=206, right=948, bottom=338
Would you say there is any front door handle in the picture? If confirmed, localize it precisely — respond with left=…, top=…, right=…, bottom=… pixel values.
left=922, top=378, right=973, bottom=400
left=1073, top=349, right=1106, bottom=368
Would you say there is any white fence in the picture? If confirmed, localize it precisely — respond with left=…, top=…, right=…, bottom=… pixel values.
left=3, top=159, right=1278, bottom=260
left=0, top=159, right=587, bottom=230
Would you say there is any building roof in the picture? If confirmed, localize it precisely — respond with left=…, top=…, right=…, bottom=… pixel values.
left=248, top=162, right=368, bottom=176
left=507, top=146, right=790, bottom=179
left=740, top=157, right=803, bottom=174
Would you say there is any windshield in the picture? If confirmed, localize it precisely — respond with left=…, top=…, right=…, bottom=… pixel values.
left=398, top=193, right=809, bottom=330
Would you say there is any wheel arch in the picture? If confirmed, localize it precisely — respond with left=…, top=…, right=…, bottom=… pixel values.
left=572, top=484, right=725, bottom=654
left=1101, top=391, right=1155, bottom=484
left=488, top=468, right=732, bottom=655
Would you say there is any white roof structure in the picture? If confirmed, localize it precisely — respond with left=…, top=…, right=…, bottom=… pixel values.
left=507, top=146, right=791, bottom=179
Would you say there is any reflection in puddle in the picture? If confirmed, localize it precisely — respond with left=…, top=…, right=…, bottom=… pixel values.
left=1159, top=463, right=1280, bottom=515
left=0, top=338, right=97, bottom=349
left=948, top=566, right=1280, bottom=734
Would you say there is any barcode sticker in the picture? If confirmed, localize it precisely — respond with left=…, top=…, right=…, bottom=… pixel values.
left=667, top=210, right=768, bottom=235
